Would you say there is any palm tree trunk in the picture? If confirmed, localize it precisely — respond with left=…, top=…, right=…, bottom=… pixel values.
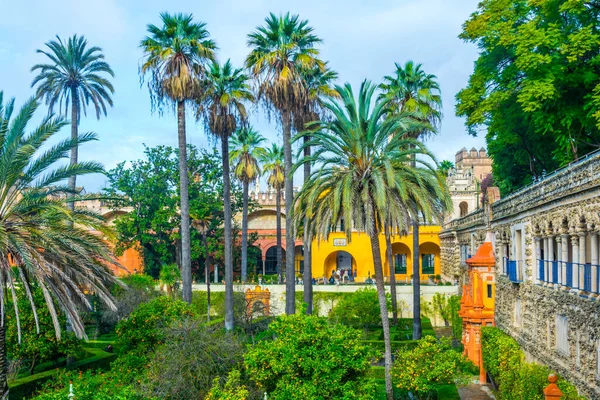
left=276, top=188, right=282, bottom=282
left=368, top=224, right=394, bottom=400
left=0, top=325, right=8, bottom=400
left=282, top=112, right=295, bottom=315
left=67, top=90, right=78, bottom=212
left=241, top=179, right=249, bottom=282
left=412, top=218, right=422, bottom=340
left=303, top=134, right=313, bottom=314
left=177, top=100, right=193, bottom=304
left=385, top=223, right=398, bottom=325
left=202, top=229, right=211, bottom=322
left=222, top=136, right=234, bottom=331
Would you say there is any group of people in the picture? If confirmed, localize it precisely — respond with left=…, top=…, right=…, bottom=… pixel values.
left=313, top=268, right=356, bottom=285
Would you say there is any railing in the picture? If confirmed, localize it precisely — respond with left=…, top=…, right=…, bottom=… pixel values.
left=503, top=257, right=523, bottom=283
left=536, top=259, right=600, bottom=295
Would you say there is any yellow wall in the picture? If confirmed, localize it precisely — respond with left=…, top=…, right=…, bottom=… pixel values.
left=311, top=225, right=442, bottom=282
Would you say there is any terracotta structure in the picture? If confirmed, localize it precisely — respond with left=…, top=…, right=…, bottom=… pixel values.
left=245, top=285, right=271, bottom=316
left=460, top=232, right=496, bottom=384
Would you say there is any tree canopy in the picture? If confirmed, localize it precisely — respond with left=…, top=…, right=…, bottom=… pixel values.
left=456, top=0, right=600, bottom=194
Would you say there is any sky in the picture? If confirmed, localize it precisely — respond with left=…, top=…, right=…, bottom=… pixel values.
left=0, top=0, right=486, bottom=192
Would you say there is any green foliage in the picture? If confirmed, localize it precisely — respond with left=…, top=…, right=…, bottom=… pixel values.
left=481, top=327, right=584, bottom=400
left=115, top=296, right=194, bottom=354
left=392, top=336, right=469, bottom=399
left=456, top=0, right=600, bottom=194
left=245, top=314, right=376, bottom=399
left=329, top=288, right=387, bottom=329
left=159, top=263, right=180, bottom=297
left=6, top=289, right=82, bottom=376
left=431, top=293, right=451, bottom=326
left=448, top=295, right=462, bottom=341
left=206, top=370, right=249, bottom=400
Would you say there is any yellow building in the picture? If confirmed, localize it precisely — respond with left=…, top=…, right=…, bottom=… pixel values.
left=310, top=225, right=442, bottom=282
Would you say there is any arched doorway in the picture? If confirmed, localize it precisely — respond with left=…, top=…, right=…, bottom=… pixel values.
left=459, top=201, right=469, bottom=217
left=419, top=242, right=441, bottom=277
left=265, top=246, right=285, bottom=276
left=294, top=245, right=304, bottom=274
left=385, top=242, right=411, bottom=277
left=323, top=251, right=356, bottom=280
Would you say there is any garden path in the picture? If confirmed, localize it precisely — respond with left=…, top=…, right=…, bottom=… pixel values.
left=458, top=384, right=495, bottom=400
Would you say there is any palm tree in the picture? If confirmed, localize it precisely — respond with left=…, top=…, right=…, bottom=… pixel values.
left=438, top=160, right=454, bottom=177
left=196, top=60, right=254, bottom=331
left=0, top=92, right=119, bottom=398
left=380, top=61, right=442, bottom=339
left=30, top=35, right=115, bottom=211
left=139, top=12, right=217, bottom=304
left=294, top=81, right=450, bottom=400
left=260, top=144, right=285, bottom=283
left=246, top=13, right=324, bottom=314
left=230, top=127, right=266, bottom=282
left=294, top=63, right=338, bottom=314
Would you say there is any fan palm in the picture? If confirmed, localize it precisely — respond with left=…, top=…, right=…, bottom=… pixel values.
left=30, top=34, right=114, bottom=211
left=260, top=144, right=285, bottom=283
left=139, top=12, right=217, bottom=304
left=246, top=13, right=324, bottom=314
left=379, top=61, right=443, bottom=339
left=230, top=127, right=266, bottom=282
left=0, top=93, right=119, bottom=397
left=294, top=81, right=450, bottom=400
left=293, top=63, right=338, bottom=314
left=196, top=59, right=254, bottom=331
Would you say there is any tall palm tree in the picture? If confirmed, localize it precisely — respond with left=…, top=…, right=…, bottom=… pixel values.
left=196, top=60, right=254, bottom=331
left=30, top=35, right=114, bottom=211
left=380, top=61, right=442, bottom=339
left=230, top=127, right=266, bottom=282
left=260, top=144, right=285, bottom=283
left=294, top=63, right=338, bottom=314
left=294, top=81, right=450, bottom=400
left=139, top=12, right=217, bottom=304
left=246, top=13, right=324, bottom=314
left=0, top=92, right=119, bottom=398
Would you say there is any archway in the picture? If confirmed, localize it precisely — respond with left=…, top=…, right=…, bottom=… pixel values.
left=265, top=246, right=285, bottom=276
left=459, top=201, right=469, bottom=217
left=294, top=245, right=304, bottom=274
left=384, top=242, right=411, bottom=276
left=419, top=242, right=441, bottom=277
left=322, top=251, right=356, bottom=280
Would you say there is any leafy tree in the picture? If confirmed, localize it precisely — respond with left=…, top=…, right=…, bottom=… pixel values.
left=230, top=127, right=265, bottom=283
left=329, top=288, right=386, bottom=330
left=380, top=60, right=444, bottom=341
left=456, top=0, right=600, bottom=194
left=294, top=81, right=450, bottom=400
left=139, top=12, right=217, bottom=304
left=448, top=295, right=462, bottom=343
left=6, top=289, right=81, bottom=376
left=392, top=336, right=469, bottom=399
left=244, top=314, right=376, bottom=399
left=0, top=92, right=119, bottom=398
left=206, top=370, right=249, bottom=400
left=31, top=35, right=114, bottom=210
left=431, top=293, right=451, bottom=327
left=438, top=160, right=453, bottom=177
left=246, top=13, right=324, bottom=314
left=260, top=143, right=285, bottom=281
left=159, top=263, right=180, bottom=298
left=195, top=59, right=254, bottom=331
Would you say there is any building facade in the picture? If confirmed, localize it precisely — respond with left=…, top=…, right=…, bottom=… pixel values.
left=442, top=151, right=600, bottom=398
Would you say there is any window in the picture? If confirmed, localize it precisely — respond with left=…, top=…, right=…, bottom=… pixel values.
left=394, top=254, right=407, bottom=274
left=422, top=254, right=435, bottom=275
left=556, top=315, right=569, bottom=356
left=487, top=284, right=493, bottom=298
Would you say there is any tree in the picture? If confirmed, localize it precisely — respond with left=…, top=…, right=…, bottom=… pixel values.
left=139, top=12, right=217, bottom=304
left=195, top=59, right=254, bottom=331
left=244, top=314, right=376, bottom=399
left=246, top=13, right=324, bottom=314
left=294, top=81, right=450, bottom=400
left=380, top=61, right=443, bottom=341
left=230, top=127, right=265, bottom=283
left=31, top=35, right=114, bottom=211
left=0, top=92, right=119, bottom=398
left=294, top=63, right=339, bottom=314
left=438, top=160, right=453, bottom=177
left=456, top=0, right=600, bottom=194
left=260, top=144, right=285, bottom=282
left=431, top=293, right=451, bottom=327
left=159, top=263, right=180, bottom=298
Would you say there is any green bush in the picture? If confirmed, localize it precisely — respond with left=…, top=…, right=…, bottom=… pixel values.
left=329, top=288, right=388, bottom=329
left=448, top=295, right=462, bottom=340
left=481, top=327, right=584, bottom=399
left=115, top=296, right=194, bottom=354
left=245, top=314, right=376, bottom=399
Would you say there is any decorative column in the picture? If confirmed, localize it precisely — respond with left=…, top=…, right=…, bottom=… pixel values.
left=591, top=232, right=599, bottom=295
left=561, top=234, right=569, bottom=286
left=571, top=234, right=579, bottom=290
left=214, top=264, right=219, bottom=283
left=547, top=235, right=554, bottom=284
left=262, top=258, right=266, bottom=276
left=579, top=232, right=586, bottom=290
left=535, top=237, right=542, bottom=283
left=544, top=237, right=550, bottom=285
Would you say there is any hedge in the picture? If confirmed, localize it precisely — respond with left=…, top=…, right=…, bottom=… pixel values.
left=481, top=327, right=585, bottom=400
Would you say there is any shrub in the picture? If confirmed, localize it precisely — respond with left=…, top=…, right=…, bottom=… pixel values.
left=328, top=288, right=386, bottom=329
left=448, top=295, right=462, bottom=341
left=206, top=370, right=249, bottom=400
left=481, top=327, right=584, bottom=399
left=115, top=296, right=194, bottom=354
left=245, top=314, right=376, bottom=399
left=392, top=335, right=469, bottom=399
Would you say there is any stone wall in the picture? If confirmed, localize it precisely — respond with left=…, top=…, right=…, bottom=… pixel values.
left=441, top=150, right=600, bottom=398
